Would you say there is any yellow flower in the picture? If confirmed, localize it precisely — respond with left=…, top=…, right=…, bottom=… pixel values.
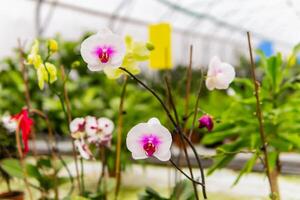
left=287, top=54, right=296, bottom=67
left=104, top=36, right=153, bottom=79
left=27, top=40, right=43, bottom=68
left=37, top=62, right=57, bottom=90
left=48, top=39, right=58, bottom=53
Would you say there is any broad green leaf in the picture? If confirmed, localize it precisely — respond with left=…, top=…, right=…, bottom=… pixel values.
left=0, top=159, right=24, bottom=179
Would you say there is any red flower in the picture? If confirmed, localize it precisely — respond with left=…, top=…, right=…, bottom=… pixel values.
left=11, top=109, right=34, bottom=154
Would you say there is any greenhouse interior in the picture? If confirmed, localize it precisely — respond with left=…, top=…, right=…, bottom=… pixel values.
left=1, top=0, right=300, bottom=200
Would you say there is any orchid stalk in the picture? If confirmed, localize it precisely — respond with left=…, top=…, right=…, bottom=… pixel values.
left=26, top=39, right=81, bottom=194
left=164, top=77, right=199, bottom=199
left=247, top=32, right=279, bottom=200
left=17, top=41, right=38, bottom=157
left=115, top=75, right=128, bottom=197
left=119, top=67, right=207, bottom=199
left=15, top=117, right=33, bottom=200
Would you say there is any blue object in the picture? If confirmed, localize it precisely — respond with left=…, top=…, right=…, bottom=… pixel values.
left=257, top=40, right=274, bottom=57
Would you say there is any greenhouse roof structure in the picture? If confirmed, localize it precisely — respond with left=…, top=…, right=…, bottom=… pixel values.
left=1, top=0, right=300, bottom=66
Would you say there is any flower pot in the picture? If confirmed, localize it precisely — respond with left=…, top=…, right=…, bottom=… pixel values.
left=0, top=191, right=24, bottom=200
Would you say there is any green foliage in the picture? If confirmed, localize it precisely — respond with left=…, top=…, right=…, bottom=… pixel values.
left=138, top=180, right=195, bottom=200
left=0, top=157, right=69, bottom=199
left=203, top=44, right=300, bottom=184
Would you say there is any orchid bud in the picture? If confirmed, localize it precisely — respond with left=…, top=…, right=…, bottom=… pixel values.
left=48, top=39, right=58, bottom=53
left=198, top=115, right=214, bottom=132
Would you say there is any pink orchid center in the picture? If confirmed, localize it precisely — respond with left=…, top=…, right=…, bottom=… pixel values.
left=141, top=134, right=160, bottom=157
left=77, top=122, right=86, bottom=132
left=95, top=46, right=115, bottom=64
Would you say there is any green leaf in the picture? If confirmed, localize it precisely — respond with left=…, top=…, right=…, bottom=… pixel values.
left=26, top=164, right=42, bottom=179
left=170, top=180, right=195, bottom=200
left=269, top=138, right=293, bottom=151
left=0, top=159, right=24, bottom=179
left=233, top=153, right=258, bottom=185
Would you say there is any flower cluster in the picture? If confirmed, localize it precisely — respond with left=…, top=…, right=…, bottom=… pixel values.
left=70, top=116, right=114, bottom=159
left=1, top=109, right=34, bottom=154
left=26, top=39, right=58, bottom=90
left=80, top=28, right=153, bottom=79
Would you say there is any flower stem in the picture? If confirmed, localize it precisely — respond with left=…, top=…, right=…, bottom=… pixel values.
left=164, top=77, right=199, bottom=200
left=188, top=70, right=204, bottom=139
left=97, top=148, right=107, bottom=197
left=17, top=40, right=38, bottom=157
left=247, top=32, right=280, bottom=200
left=183, top=45, right=193, bottom=130
left=15, top=118, right=33, bottom=200
left=60, top=65, right=82, bottom=194
left=169, top=159, right=203, bottom=186
left=119, top=67, right=207, bottom=199
left=115, top=75, right=128, bottom=199
left=30, top=109, right=59, bottom=200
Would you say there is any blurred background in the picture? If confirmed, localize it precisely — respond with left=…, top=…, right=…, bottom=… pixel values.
left=1, top=0, right=300, bottom=199
left=1, top=0, right=300, bottom=65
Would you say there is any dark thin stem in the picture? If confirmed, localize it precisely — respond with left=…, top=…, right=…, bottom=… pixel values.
left=188, top=70, right=204, bottom=139
left=115, top=75, right=128, bottom=199
left=247, top=32, right=278, bottom=200
left=119, top=67, right=207, bottom=199
left=164, top=77, right=180, bottom=126
left=57, top=153, right=74, bottom=196
left=169, top=159, right=203, bottom=186
left=164, top=77, right=199, bottom=200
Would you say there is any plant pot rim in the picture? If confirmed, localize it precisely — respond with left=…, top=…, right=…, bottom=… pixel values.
left=0, top=191, right=24, bottom=198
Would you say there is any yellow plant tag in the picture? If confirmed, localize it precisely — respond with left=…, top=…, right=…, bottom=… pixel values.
left=148, top=23, right=172, bottom=69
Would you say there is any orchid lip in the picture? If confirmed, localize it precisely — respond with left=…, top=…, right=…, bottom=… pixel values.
left=94, top=46, right=115, bottom=64
left=140, top=134, right=160, bottom=157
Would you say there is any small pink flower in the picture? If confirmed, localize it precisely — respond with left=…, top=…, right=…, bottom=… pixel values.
left=126, top=118, right=172, bottom=161
left=97, top=117, right=114, bottom=135
left=87, top=117, right=114, bottom=146
left=198, top=115, right=214, bottom=132
left=206, top=56, right=235, bottom=90
left=85, top=116, right=98, bottom=136
left=74, top=139, right=93, bottom=160
left=80, top=28, right=126, bottom=71
left=69, top=117, right=85, bottom=133
left=2, top=115, right=17, bottom=133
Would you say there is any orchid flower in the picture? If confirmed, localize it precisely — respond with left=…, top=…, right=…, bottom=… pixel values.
left=26, top=40, right=58, bottom=90
left=206, top=56, right=235, bottom=90
left=74, top=139, right=93, bottom=160
left=70, top=116, right=115, bottom=159
left=88, top=117, right=114, bottom=146
left=198, top=115, right=214, bottom=132
left=103, top=35, right=153, bottom=79
left=48, top=39, right=58, bottom=53
left=80, top=28, right=126, bottom=72
left=37, top=62, right=57, bottom=90
left=1, top=115, right=17, bottom=133
left=27, top=40, right=43, bottom=67
left=126, top=118, right=172, bottom=161
left=5, top=109, right=34, bottom=154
